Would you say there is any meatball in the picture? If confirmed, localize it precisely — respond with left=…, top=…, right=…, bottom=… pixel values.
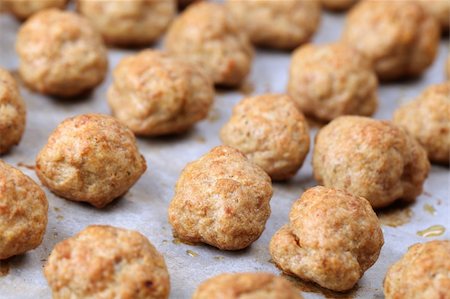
left=108, top=50, right=214, bottom=136
left=193, top=272, right=303, bottom=299
left=270, top=186, right=384, bottom=292
left=313, top=116, right=430, bottom=208
left=2, top=0, right=66, bottom=20
left=417, top=0, right=450, bottom=32
left=16, top=9, right=108, bottom=97
left=287, top=42, right=378, bottom=121
left=168, top=146, right=272, bottom=250
left=394, top=83, right=450, bottom=164
left=220, top=94, right=310, bottom=181
left=165, top=2, right=253, bottom=87
left=342, top=0, right=440, bottom=81
left=320, top=0, right=357, bottom=11
left=36, top=114, right=147, bottom=208
left=384, top=240, right=450, bottom=299
left=0, top=68, right=26, bottom=154
left=44, top=225, right=170, bottom=299
left=226, top=0, right=321, bottom=50
left=77, top=0, right=176, bottom=47
left=0, top=160, right=48, bottom=260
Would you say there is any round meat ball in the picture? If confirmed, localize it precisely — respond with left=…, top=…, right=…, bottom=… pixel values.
left=36, top=114, right=147, bottom=208
left=44, top=225, right=170, bottom=299
left=193, top=272, right=303, bottom=299
left=394, top=83, right=450, bottom=164
left=384, top=240, right=450, bottom=299
left=108, top=50, right=214, bottom=136
left=1, top=0, right=66, bottom=20
left=287, top=42, right=378, bottom=121
left=342, top=0, right=440, bottom=81
left=270, top=186, right=384, bottom=292
left=226, top=0, right=321, bottom=50
left=417, top=0, right=450, bottom=33
left=77, top=0, right=176, bottom=47
left=320, top=0, right=358, bottom=11
left=168, top=146, right=273, bottom=250
left=165, top=2, right=253, bottom=87
left=16, top=9, right=108, bottom=97
left=0, top=68, right=26, bottom=154
left=313, top=116, right=430, bottom=208
left=220, top=94, right=310, bottom=181
left=0, top=160, right=48, bottom=260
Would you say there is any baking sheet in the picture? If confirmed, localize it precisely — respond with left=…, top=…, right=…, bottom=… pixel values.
left=0, top=6, right=449, bottom=299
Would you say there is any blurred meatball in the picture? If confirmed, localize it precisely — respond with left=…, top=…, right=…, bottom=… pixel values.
left=313, top=116, right=430, bottom=208
left=78, top=0, right=176, bottom=47
left=36, top=114, right=147, bottom=208
left=417, top=0, right=450, bottom=32
left=320, top=0, right=357, bottom=10
left=220, top=94, right=310, bottom=180
left=2, top=0, right=66, bottom=20
left=394, top=83, right=450, bottom=164
left=0, top=160, right=48, bottom=260
left=384, top=240, right=450, bottom=299
left=168, top=146, right=272, bottom=250
left=226, top=0, right=321, bottom=50
left=193, top=272, right=303, bottom=299
left=287, top=42, right=378, bottom=121
left=108, top=50, right=214, bottom=136
left=342, top=0, right=440, bottom=81
left=270, top=186, right=383, bottom=292
left=16, top=9, right=108, bottom=97
left=44, top=225, right=170, bottom=299
left=165, top=2, right=253, bottom=87
left=0, top=68, right=26, bottom=154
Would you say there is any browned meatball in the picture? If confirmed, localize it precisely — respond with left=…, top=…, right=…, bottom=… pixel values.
left=2, top=0, right=67, bottom=20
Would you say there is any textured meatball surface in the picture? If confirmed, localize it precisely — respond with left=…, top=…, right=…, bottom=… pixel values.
left=220, top=94, right=310, bottom=180
left=270, top=186, right=383, bottom=292
left=44, top=225, right=170, bottom=299
left=36, top=114, right=147, bottom=208
left=168, top=146, right=273, bottom=250
left=108, top=50, right=214, bottom=136
left=0, top=160, right=48, bottom=260
left=2, top=0, right=66, bottom=20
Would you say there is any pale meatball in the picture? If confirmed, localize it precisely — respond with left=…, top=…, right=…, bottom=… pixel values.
left=1, top=0, right=66, bottom=20
left=342, top=0, right=440, bottom=81
left=44, top=225, right=170, bottom=299
left=384, top=240, right=450, bottom=299
left=226, top=0, right=321, bottom=50
left=220, top=94, right=310, bottom=181
left=287, top=42, right=378, bottom=121
left=168, top=146, right=272, bottom=250
left=165, top=2, right=253, bottom=87
left=320, top=0, right=357, bottom=10
left=78, top=0, right=176, bottom=47
left=36, top=114, right=147, bottom=208
left=108, top=50, right=214, bottom=136
left=417, top=0, right=450, bottom=32
left=0, top=160, right=48, bottom=260
left=313, top=116, right=430, bottom=208
left=193, top=272, right=303, bottom=299
left=270, top=186, right=384, bottom=292
left=0, top=68, right=26, bottom=154
left=16, top=9, right=108, bottom=97
left=394, top=83, right=450, bottom=164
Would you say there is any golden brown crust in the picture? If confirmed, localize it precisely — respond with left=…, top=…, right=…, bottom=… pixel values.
left=44, top=225, right=170, bottom=299
left=394, top=83, right=450, bottom=164
left=287, top=42, right=378, bottom=121
left=342, top=0, right=440, bottom=81
left=2, top=0, right=67, bottom=20
left=168, top=146, right=273, bottom=250
left=384, top=240, right=450, bottom=299
left=193, top=272, right=304, bottom=299
left=270, top=186, right=383, bottom=292
left=226, top=0, right=321, bottom=50
left=78, top=0, right=176, bottom=47
left=312, top=116, right=430, bottom=208
left=165, top=2, right=253, bottom=87
left=320, top=0, right=357, bottom=11
left=0, top=160, right=48, bottom=260
left=108, top=50, right=214, bottom=136
left=36, top=114, right=147, bottom=208
left=220, top=94, right=310, bottom=181
left=0, top=68, right=26, bottom=154
left=16, top=9, right=108, bottom=97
